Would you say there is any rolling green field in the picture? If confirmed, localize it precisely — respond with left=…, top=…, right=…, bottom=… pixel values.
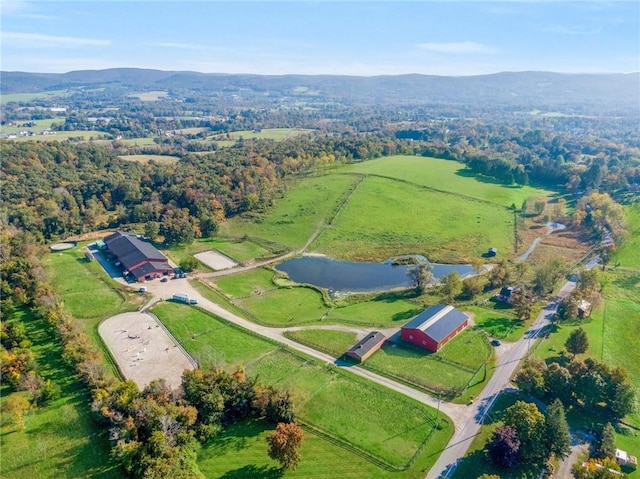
left=0, top=90, right=70, bottom=104
left=614, top=203, right=640, bottom=268
left=0, top=309, right=118, bottom=479
left=221, top=173, right=361, bottom=251
left=153, top=304, right=453, bottom=475
left=344, top=155, right=555, bottom=207
left=467, top=304, right=528, bottom=342
left=218, top=128, right=313, bottom=141
left=1, top=118, right=65, bottom=134
left=312, top=175, right=514, bottom=262
left=165, top=237, right=271, bottom=266
left=237, top=287, right=330, bottom=325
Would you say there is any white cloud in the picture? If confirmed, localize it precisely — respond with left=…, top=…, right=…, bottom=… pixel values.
left=545, top=25, right=601, bottom=35
left=1, top=32, right=111, bottom=48
left=418, top=41, right=497, bottom=54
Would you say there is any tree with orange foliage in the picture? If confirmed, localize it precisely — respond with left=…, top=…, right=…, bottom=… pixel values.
left=267, top=422, right=304, bottom=470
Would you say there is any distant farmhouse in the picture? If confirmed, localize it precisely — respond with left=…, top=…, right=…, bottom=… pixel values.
left=401, top=305, right=469, bottom=352
left=346, top=331, right=386, bottom=363
left=104, top=231, right=171, bottom=281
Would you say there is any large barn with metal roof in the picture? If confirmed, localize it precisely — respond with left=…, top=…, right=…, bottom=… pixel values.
left=400, top=304, right=469, bottom=352
left=104, top=231, right=172, bottom=282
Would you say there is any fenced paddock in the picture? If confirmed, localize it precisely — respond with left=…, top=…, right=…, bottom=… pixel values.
left=99, top=312, right=196, bottom=390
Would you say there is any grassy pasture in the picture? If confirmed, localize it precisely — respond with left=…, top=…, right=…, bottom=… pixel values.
left=312, top=175, right=514, bottom=262
left=128, top=90, right=168, bottom=101
left=117, top=154, right=180, bottom=164
left=215, top=128, right=313, bottom=141
left=164, top=237, right=271, bottom=266
left=344, top=156, right=555, bottom=207
left=614, top=203, right=640, bottom=268
left=213, top=268, right=276, bottom=298
left=1, top=118, right=64, bottom=134
left=326, top=296, right=423, bottom=326
left=153, top=304, right=453, bottom=474
left=221, top=173, right=361, bottom=250
left=0, top=90, right=70, bottom=104
left=366, top=329, right=492, bottom=395
left=237, top=287, right=330, bottom=325
left=120, top=137, right=157, bottom=146
left=12, top=131, right=99, bottom=142
left=0, top=309, right=118, bottom=479
left=284, top=329, right=358, bottom=357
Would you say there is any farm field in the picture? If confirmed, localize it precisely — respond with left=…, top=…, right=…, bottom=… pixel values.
left=0, top=90, right=70, bottom=104
left=311, top=175, right=514, bottom=262
left=213, top=127, right=313, bottom=142
left=165, top=237, right=271, bottom=266
left=284, top=329, right=358, bottom=358
left=1, top=117, right=64, bottom=134
left=614, top=203, right=640, bottom=268
left=344, top=156, right=555, bottom=207
left=117, top=154, right=180, bottom=163
left=127, top=90, right=168, bottom=101
left=365, top=329, right=492, bottom=397
left=154, top=304, right=453, bottom=474
left=12, top=130, right=100, bottom=142
left=220, top=173, right=361, bottom=251
left=0, top=309, right=118, bottom=479
left=467, top=304, right=529, bottom=342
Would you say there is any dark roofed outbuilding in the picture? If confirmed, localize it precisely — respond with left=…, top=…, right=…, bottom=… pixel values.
left=401, top=305, right=468, bottom=352
left=346, top=331, right=386, bottom=363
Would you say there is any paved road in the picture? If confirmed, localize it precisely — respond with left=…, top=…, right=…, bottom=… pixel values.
left=426, top=280, right=577, bottom=479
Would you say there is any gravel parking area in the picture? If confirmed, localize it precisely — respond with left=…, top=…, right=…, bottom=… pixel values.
left=99, top=312, right=196, bottom=390
left=195, top=250, right=238, bottom=270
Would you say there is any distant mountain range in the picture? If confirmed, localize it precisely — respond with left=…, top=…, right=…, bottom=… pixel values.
left=1, top=68, right=638, bottom=109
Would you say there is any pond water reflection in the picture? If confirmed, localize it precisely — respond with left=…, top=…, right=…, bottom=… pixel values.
left=275, top=255, right=474, bottom=298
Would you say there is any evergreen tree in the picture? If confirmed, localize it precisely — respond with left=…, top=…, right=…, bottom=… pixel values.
left=596, top=422, right=616, bottom=459
left=544, top=399, right=571, bottom=459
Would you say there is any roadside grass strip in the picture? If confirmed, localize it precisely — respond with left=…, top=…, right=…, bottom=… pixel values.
left=284, top=329, right=358, bottom=358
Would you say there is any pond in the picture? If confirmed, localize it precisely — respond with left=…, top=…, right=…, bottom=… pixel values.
left=275, top=255, right=475, bottom=298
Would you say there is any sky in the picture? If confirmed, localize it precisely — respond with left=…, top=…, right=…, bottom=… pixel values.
left=1, top=1, right=639, bottom=76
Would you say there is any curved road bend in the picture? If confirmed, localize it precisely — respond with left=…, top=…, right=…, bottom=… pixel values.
left=426, top=279, right=576, bottom=479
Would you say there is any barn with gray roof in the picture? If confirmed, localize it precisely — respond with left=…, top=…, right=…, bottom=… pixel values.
left=345, top=331, right=386, bottom=363
left=401, top=305, right=468, bottom=352
left=104, top=231, right=172, bottom=281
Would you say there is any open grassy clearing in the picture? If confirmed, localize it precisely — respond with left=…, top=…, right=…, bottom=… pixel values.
left=151, top=302, right=278, bottom=370
left=284, top=329, right=358, bottom=358
left=220, top=173, right=360, bottom=250
left=164, top=237, right=271, bottom=266
left=213, top=268, right=277, bottom=298
left=127, top=90, right=168, bottom=101
left=117, top=154, right=179, bottom=163
left=614, top=203, right=640, bottom=268
left=237, top=287, right=330, bottom=326
left=0, top=90, right=70, bottom=104
left=1, top=118, right=65, bottom=134
left=325, top=296, right=423, bottom=326
left=0, top=309, right=118, bottom=479
left=119, top=136, right=157, bottom=146
left=312, top=175, right=513, bottom=262
left=365, top=329, right=492, bottom=396
left=214, top=128, right=313, bottom=141
left=155, top=304, right=452, bottom=474
left=467, top=304, right=528, bottom=342
left=343, top=155, right=555, bottom=207
left=12, top=131, right=100, bottom=142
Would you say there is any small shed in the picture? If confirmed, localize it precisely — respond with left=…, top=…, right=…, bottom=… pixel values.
left=84, top=251, right=94, bottom=262
left=401, top=305, right=468, bottom=352
left=577, top=300, right=592, bottom=318
left=346, top=331, right=386, bottom=363
left=494, top=286, right=514, bottom=303
left=615, top=449, right=638, bottom=469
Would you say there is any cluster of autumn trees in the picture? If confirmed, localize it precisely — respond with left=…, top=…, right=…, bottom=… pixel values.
left=1, top=225, right=304, bottom=476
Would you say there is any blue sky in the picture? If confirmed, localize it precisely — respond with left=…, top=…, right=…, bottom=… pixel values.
left=1, top=1, right=638, bottom=76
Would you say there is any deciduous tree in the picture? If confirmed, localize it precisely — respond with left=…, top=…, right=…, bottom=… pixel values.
left=440, top=271, right=463, bottom=302
left=267, top=422, right=304, bottom=470
left=565, top=327, right=588, bottom=357
left=487, top=425, right=520, bottom=468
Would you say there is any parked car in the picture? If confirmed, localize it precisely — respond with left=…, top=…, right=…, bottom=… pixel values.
left=138, top=286, right=147, bottom=293
left=160, top=277, right=168, bottom=282
left=491, top=339, right=501, bottom=347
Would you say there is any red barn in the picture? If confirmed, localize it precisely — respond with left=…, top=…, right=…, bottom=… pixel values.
left=104, top=232, right=172, bottom=282
left=401, top=305, right=468, bottom=352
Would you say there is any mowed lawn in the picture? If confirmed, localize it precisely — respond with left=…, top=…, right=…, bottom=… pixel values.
left=237, top=287, right=330, bottom=325
left=213, top=268, right=277, bottom=298
left=614, top=203, right=640, bottom=268
left=344, top=155, right=555, bottom=207
left=312, top=175, right=514, bottom=262
left=155, top=305, right=453, bottom=475
left=366, top=329, right=492, bottom=395
left=0, top=309, right=118, bottom=479
left=152, top=302, right=278, bottom=370
left=467, top=305, right=528, bottom=342
left=284, top=329, right=358, bottom=357
left=220, top=173, right=360, bottom=250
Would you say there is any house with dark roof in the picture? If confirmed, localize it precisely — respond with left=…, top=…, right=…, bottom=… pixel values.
left=345, top=331, right=386, bottom=363
left=401, top=305, right=468, bottom=352
left=103, top=232, right=172, bottom=281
